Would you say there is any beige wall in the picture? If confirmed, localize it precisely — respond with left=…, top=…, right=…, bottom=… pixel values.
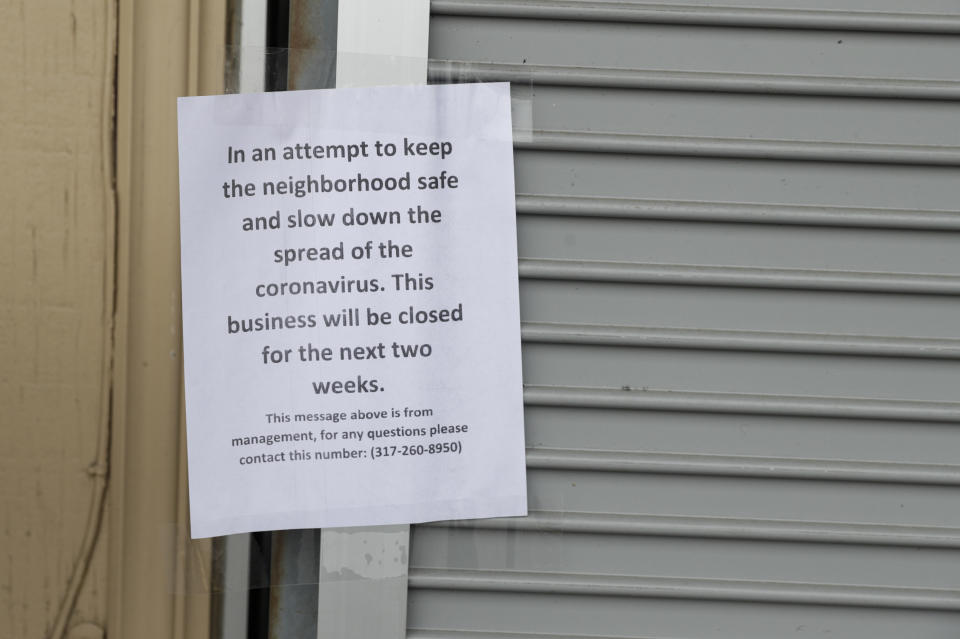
left=1, top=2, right=116, bottom=637
left=2, top=2, right=223, bottom=638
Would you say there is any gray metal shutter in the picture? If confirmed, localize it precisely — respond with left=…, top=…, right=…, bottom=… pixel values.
left=411, top=2, right=960, bottom=637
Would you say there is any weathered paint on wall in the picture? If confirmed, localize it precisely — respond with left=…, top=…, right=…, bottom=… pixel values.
left=0, top=1, right=116, bottom=638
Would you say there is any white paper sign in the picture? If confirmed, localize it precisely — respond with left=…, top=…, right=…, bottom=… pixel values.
left=177, top=83, right=526, bottom=538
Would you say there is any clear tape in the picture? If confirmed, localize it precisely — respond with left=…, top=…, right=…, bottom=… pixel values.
left=428, top=58, right=535, bottom=142
left=224, top=46, right=535, bottom=142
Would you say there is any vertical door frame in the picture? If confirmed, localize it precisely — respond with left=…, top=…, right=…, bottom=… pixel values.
left=110, top=1, right=226, bottom=638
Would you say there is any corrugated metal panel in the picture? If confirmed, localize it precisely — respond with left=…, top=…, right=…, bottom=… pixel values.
left=415, top=1, right=960, bottom=636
